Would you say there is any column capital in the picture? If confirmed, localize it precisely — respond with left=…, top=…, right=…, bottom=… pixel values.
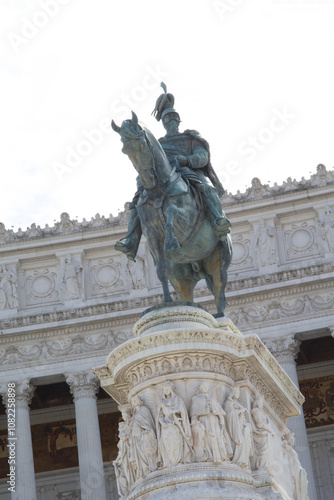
left=65, top=371, right=100, bottom=401
left=0, top=380, right=35, bottom=409
left=264, top=334, right=301, bottom=365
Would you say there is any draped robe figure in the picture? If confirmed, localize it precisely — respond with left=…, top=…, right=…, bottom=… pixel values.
left=251, top=396, right=274, bottom=470
left=254, top=219, right=276, bottom=266
left=157, top=382, right=193, bottom=467
left=322, top=206, right=334, bottom=253
left=224, top=387, right=253, bottom=469
left=190, top=383, right=232, bottom=464
left=0, top=265, right=18, bottom=309
left=130, top=395, right=158, bottom=479
left=282, top=433, right=309, bottom=500
left=62, top=256, right=81, bottom=300
left=113, top=411, right=135, bottom=497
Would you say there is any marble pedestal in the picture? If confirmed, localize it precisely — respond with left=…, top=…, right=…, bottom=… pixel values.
left=95, top=304, right=308, bottom=500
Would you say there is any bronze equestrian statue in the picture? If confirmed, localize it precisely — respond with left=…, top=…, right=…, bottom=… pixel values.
left=112, top=84, right=232, bottom=316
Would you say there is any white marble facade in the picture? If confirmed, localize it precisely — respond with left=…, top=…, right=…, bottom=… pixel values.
left=0, top=165, right=333, bottom=499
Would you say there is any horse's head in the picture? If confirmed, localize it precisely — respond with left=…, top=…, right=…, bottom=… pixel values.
left=112, top=112, right=157, bottom=189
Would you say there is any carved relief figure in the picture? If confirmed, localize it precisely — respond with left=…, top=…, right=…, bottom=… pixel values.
left=126, top=255, right=147, bottom=290
left=61, top=256, right=82, bottom=300
left=282, top=433, right=309, bottom=500
left=224, top=387, right=253, bottom=469
left=190, top=382, right=232, bottom=464
left=113, top=409, right=135, bottom=498
left=130, top=395, right=158, bottom=479
left=255, top=219, right=277, bottom=267
left=157, top=381, right=193, bottom=467
left=251, top=395, right=275, bottom=470
left=0, top=265, right=18, bottom=310
left=321, top=206, right=334, bottom=253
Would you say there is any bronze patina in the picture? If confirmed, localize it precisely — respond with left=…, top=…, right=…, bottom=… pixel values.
left=112, top=85, right=232, bottom=316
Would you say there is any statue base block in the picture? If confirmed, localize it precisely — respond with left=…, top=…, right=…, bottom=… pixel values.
left=95, top=304, right=308, bottom=500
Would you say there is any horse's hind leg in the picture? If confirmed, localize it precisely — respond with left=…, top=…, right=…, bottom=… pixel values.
left=169, top=263, right=197, bottom=303
left=203, top=244, right=228, bottom=317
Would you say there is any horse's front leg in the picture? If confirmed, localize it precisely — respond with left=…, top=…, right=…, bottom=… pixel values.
left=164, top=204, right=180, bottom=257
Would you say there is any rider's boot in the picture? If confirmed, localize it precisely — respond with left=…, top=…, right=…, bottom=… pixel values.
left=115, top=208, right=142, bottom=261
left=199, top=184, right=231, bottom=240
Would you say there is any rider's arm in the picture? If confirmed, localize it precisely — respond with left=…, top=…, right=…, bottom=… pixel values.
left=187, top=142, right=209, bottom=169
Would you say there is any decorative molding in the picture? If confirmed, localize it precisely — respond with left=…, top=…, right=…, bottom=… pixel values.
left=0, top=330, right=133, bottom=368
left=228, top=291, right=334, bottom=328
left=0, top=285, right=332, bottom=369
left=105, top=327, right=304, bottom=410
left=222, top=164, right=334, bottom=205
left=284, top=222, right=320, bottom=261
left=37, top=485, right=56, bottom=493
left=25, top=267, right=60, bottom=306
left=125, top=353, right=234, bottom=389
left=0, top=205, right=131, bottom=245
left=226, top=262, right=332, bottom=289
left=0, top=264, right=332, bottom=336
left=0, top=167, right=332, bottom=246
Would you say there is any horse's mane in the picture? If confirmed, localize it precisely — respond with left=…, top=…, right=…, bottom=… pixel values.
left=141, top=126, right=170, bottom=184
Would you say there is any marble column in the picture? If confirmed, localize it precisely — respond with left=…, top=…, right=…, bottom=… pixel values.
left=265, top=335, right=318, bottom=500
left=65, top=372, right=107, bottom=500
left=1, top=380, right=37, bottom=500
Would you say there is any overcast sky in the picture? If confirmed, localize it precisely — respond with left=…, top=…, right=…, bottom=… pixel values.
left=0, top=0, right=333, bottom=230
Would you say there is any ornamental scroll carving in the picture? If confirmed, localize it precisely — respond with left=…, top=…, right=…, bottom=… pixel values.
left=229, top=233, right=254, bottom=271
left=229, top=292, right=334, bottom=327
left=25, top=267, right=60, bottom=306
left=284, top=222, right=320, bottom=261
left=89, top=257, right=124, bottom=297
left=125, top=353, right=233, bottom=388
left=114, top=382, right=279, bottom=496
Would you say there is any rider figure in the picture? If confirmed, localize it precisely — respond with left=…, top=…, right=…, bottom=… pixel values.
left=115, top=83, right=231, bottom=261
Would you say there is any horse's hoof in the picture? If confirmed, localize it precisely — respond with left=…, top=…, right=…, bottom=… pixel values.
left=213, top=312, right=225, bottom=318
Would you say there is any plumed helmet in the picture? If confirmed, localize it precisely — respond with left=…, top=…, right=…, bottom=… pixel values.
left=152, top=82, right=180, bottom=122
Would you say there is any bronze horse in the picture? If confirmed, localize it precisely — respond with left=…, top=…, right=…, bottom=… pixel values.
left=112, top=112, right=232, bottom=316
